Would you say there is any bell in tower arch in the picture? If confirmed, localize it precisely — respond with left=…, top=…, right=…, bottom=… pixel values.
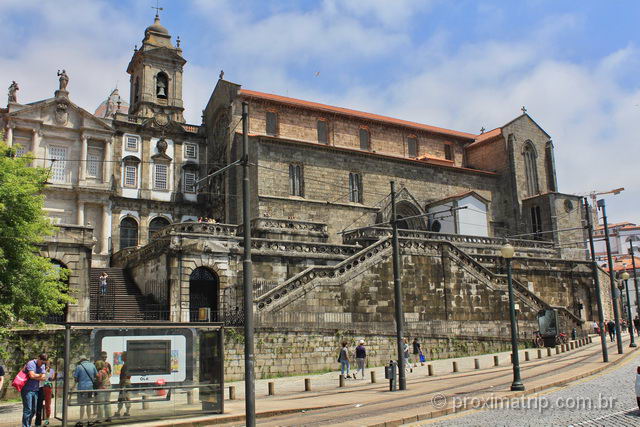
left=156, top=72, right=168, bottom=99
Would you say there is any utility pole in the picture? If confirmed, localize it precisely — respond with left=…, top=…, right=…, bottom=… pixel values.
left=629, top=239, right=640, bottom=321
left=598, top=198, right=623, bottom=354
left=242, top=101, right=256, bottom=426
left=390, top=181, right=406, bottom=390
left=583, top=198, right=608, bottom=362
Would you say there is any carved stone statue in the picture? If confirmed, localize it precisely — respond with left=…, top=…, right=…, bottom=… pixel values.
left=8, top=81, right=18, bottom=103
left=57, top=70, right=69, bottom=91
left=219, top=70, right=224, bottom=80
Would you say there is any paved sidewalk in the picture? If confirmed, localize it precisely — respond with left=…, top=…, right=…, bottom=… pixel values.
left=127, top=334, right=636, bottom=426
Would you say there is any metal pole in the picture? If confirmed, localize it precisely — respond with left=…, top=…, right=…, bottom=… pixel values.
left=583, top=198, right=608, bottom=362
left=242, top=101, right=255, bottom=426
left=629, top=240, right=640, bottom=325
left=390, top=181, right=406, bottom=391
left=624, top=277, right=637, bottom=347
left=506, top=258, right=525, bottom=391
left=61, top=324, right=70, bottom=427
left=598, top=199, right=623, bottom=354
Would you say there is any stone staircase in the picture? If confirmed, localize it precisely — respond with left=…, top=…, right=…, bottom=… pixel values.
left=89, top=268, right=149, bottom=321
left=254, top=235, right=584, bottom=330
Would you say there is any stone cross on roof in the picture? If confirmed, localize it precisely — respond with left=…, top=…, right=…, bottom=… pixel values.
left=521, top=106, right=527, bottom=114
left=152, top=0, right=163, bottom=17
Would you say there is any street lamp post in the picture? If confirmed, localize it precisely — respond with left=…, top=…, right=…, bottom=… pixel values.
left=501, top=243, right=524, bottom=391
left=622, top=271, right=637, bottom=347
left=597, top=198, right=624, bottom=354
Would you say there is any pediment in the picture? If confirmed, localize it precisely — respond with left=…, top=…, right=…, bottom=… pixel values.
left=8, top=97, right=113, bottom=132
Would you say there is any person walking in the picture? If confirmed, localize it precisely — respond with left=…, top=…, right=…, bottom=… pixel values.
left=412, top=338, right=424, bottom=368
left=634, top=316, right=640, bottom=337
left=21, top=353, right=47, bottom=427
left=94, top=360, right=112, bottom=422
left=99, top=272, right=109, bottom=295
left=606, top=320, right=616, bottom=342
left=403, top=338, right=412, bottom=373
left=115, top=351, right=132, bottom=418
left=0, top=362, right=4, bottom=396
left=338, top=341, right=351, bottom=379
left=355, top=340, right=366, bottom=379
left=73, top=356, right=97, bottom=425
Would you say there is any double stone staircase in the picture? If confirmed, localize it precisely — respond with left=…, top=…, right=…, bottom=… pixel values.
left=89, top=268, right=148, bottom=321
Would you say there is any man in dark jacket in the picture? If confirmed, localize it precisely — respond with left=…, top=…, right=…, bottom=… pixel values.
left=606, top=320, right=616, bottom=342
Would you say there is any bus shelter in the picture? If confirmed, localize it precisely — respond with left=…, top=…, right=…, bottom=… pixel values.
left=54, top=322, right=224, bottom=426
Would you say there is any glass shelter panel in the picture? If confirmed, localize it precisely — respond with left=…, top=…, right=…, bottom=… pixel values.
left=55, top=323, right=224, bottom=426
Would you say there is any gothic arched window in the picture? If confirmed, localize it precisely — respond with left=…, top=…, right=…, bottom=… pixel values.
left=523, top=141, right=539, bottom=196
left=156, top=72, right=168, bottom=99
left=120, top=217, right=139, bottom=250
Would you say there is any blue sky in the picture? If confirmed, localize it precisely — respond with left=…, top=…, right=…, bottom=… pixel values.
left=1, top=0, right=639, bottom=224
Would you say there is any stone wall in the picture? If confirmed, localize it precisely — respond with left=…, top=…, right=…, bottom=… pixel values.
left=222, top=326, right=525, bottom=381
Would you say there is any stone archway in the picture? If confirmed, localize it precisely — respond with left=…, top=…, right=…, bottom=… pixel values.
left=189, top=267, right=219, bottom=322
left=395, top=200, right=426, bottom=230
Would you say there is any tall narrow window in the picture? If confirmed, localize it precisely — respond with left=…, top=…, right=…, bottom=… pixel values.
left=444, top=144, right=453, bottom=161
left=545, top=142, right=556, bottom=192
left=154, top=164, right=168, bottom=190
left=349, top=172, right=362, bottom=203
left=124, top=165, right=137, bottom=187
left=317, top=120, right=328, bottom=144
left=184, top=171, right=197, bottom=193
left=120, top=217, right=139, bottom=250
left=86, top=151, right=101, bottom=179
left=156, top=72, right=168, bottom=99
left=49, top=146, right=68, bottom=183
left=523, top=141, right=540, bottom=196
left=407, top=136, right=418, bottom=158
left=289, top=164, right=303, bottom=196
left=531, top=206, right=542, bottom=239
left=134, top=77, right=140, bottom=103
left=359, top=128, right=370, bottom=151
left=266, top=111, right=278, bottom=136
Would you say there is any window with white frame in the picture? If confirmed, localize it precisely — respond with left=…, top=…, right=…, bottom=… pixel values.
left=184, top=143, right=198, bottom=159
left=184, top=171, right=197, bottom=193
left=125, top=135, right=139, bottom=151
left=49, top=146, right=68, bottom=183
left=154, top=163, right=169, bottom=190
left=86, top=150, right=102, bottom=178
left=124, top=164, right=137, bottom=187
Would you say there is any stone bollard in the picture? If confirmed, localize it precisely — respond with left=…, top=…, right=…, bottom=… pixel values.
left=474, top=358, right=480, bottom=369
left=428, top=364, right=434, bottom=376
left=187, top=390, right=194, bottom=405
left=142, top=395, right=149, bottom=410
left=494, top=355, right=499, bottom=366
left=555, top=345, right=561, bottom=354
left=339, top=375, right=345, bottom=388
left=570, top=342, right=575, bottom=350
left=370, top=371, right=376, bottom=384
left=547, top=347, right=552, bottom=357
left=537, top=349, right=542, bottom=359
left=452, top=361, right=458, bottom=373
left=305, top=378, right=311, bottom=391
left=268, top=381, right=275, bottom=396
left=229, top=386, right=236, bottom=400
left=525, top=351, right=530, bottom=361
left=589, top=336, right=593, bottom=343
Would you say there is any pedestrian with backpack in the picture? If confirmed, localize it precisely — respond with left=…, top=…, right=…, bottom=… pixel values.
left=338, top=341, right=352, bottom=379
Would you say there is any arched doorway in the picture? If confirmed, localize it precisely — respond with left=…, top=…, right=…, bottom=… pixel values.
left=189, top=267, right=219, bottom=322
left=395, top=200, right=426, bottom=230
left=120, top=217, right=138, bottom=250
left=148, top=216, right=170, bottom=240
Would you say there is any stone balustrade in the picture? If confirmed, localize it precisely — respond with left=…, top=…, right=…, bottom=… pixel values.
left=250, top=217, right=328, bottom=234
left=153, top=222, right=239, bottom=239
left=249, top=238, right=359, bottom=258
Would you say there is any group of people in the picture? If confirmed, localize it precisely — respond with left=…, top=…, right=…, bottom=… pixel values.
left=197, top=217, right=217, bottom=223
left=337, top=337, right=426, bottom=379
left=594, top=318, right=640, bottom=342
left=16, top=351, right=131, bottom=427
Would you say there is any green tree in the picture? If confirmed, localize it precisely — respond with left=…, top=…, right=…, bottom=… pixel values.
left=0, top=138, right=73, bottom=325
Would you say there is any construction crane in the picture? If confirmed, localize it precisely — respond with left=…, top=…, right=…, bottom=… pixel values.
left=583, top=187, right=625, bottom=227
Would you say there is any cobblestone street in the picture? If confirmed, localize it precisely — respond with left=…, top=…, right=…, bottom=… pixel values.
left=423, top=351, right=640, bottom=426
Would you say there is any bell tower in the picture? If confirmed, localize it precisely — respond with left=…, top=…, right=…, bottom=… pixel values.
left=127, top=13, right=186, bottom=123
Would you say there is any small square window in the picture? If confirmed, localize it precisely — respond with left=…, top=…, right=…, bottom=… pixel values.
left=184, top=172, right=197, bottom=193
left=185, top=144, right=198, bottom=159
left=126, top=136, right=139, bottom=151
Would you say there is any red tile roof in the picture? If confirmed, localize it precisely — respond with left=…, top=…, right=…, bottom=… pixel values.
left=466, top=128, right=502, bottom=149
left=239, top=89, right=478, bottom=140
